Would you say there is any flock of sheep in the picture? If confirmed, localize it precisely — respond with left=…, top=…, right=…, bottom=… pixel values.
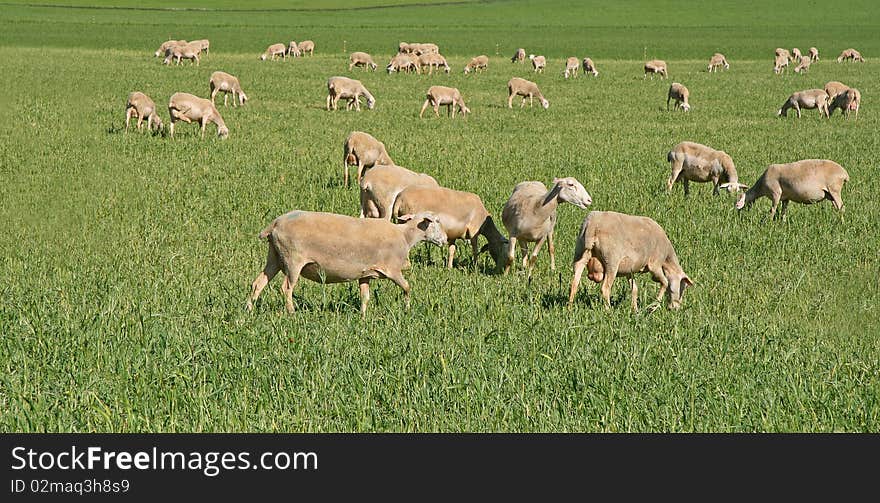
left=124, top=38, right=863, bottom=317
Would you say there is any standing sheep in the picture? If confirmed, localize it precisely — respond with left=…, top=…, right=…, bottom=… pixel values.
left=154, top=39, right=186, bottom=57
left=777, top=89, right=829, bottom=118
left=163, top=42, right=201, bottom=66
left=190, top=39, right=210, bottom=54
left=809, top=47, right=820, bottom=61
left=529, top=54, right=547, bottom=73
left=793, top=55, right=812, bottom=73
left=260, top=43, right=287, bottom=61
left=464, top=55, right=489, bottom=74
left=299, top=40, right=315, bottom=56
left=791, top=47, right=803, bottom=62
left=563, top=57, right=580, bottom=79
left=582, top=57, right=599, bottom=76
left=343, top=131, right=394, bottom=188
left=418, top=53, right=451, bottom=74
left=501, top=178, right=592, bottom=276
left=349, top=51, right=377, bottom=71
left=667, top=82, right=691, bottom=111
left=773, top=54, right=790, bottom=74
left=824, top=81, right=850, bottom=104
left=707, top=53, right=729, bottom=72
left=735, top=159, right=848, bottom=220
left=125, top=91, right=163, bottom=132
left=209, top=71, right=248, bottom=107
left=837, top=48, right=864, bottom=63
left=666, top=141, right=747, bottom=195
left=359, top=164, right=439, bottom=220
left=167, top=92, right=229, bottom=139
left=511, top=48, right=526, bottom=63
left=287, top=41, right=301, bottom=58
left=386, top=53, right=420, bottom=74
left=828, top=88, right=861, bottom=119
left=507, top=77, right=549, bottom=109
left=644, top=59, right=668, bottom=79
left=326, top=76, right=375, bottom=111
left=419, top=86, right=470, bottom=119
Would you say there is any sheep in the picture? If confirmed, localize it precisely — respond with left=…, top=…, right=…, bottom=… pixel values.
left=386, top=53, right=420, bottom=74
left=326, top=76, right=375, bottom=112
left=125, top=91, right=163, bottom=132
left=793, top=55, right=812, bottom=73
left=349, top=51, right=377, bottom=71
left=667, top=82, right=691, bottom=111
left=299, top=40, right=315, bottom=56
left=342, top=131, right=394, bottom=188
left=413, top=43, right=439, bottom=55
left=568, top=211, right=693, bottom=311
left=824, top=81, right=850, bottom=104
left=287, top=41, right=301, bottom=58
left=809, top=47, right=819, bottom=61
left=773, top=53, right=790, bottom=74
left=167, top=92, right=229, bottom=139
left=154, top=39, right=186, bottom=57
left=666, top=141, right=748, bottom=195
left=501, top=178, right=592, bottom=276
left=644, top=59, right=668, bottom=79
left=529, top=54, right=547, bottom=73
left=163, top=42, right=201, bottom=66
left=418, top=53, right=451, bottom=74
left=791, top=47, right=802, bottom=62
left=775, top=48, right=791, bottom=60
left=190, top=39, right=210, bottom=54
left=828, top=88, right=861, bottom=119
left=246, top=211, right=446, bottom=317
left=359, top=164, right=439, bottom=219
left=563, top=57, right=580, bottom=79
left=777, top=89, right=829, bottom=118
left=837, top=48, right=864, bottom=63
left=511, top=48, right=526, bottom=63
left=582, top=57, right=599, bottom=76
left=707, top=53, right=729, bottom=72
left=260, top=43, right=287, bottom=61
left=507, top=77, right=549, bottom=109
left=464, top=55, right=489, bottom=74
left=735, top=159, right=849, bottom=220
left=209, top=71, right=248, bottom=107
left=392, top=186, right=509, bottom=271
left=419, top=86, right=469, bottom=119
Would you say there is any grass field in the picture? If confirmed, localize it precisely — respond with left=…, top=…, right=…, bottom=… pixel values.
left=1, top=0, right=879, bottom=432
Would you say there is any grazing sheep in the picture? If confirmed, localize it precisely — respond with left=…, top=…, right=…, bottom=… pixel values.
left=507, top=77, right=549, bottom=109
left=419, top=85, right=470, bottom=119
left=190, top=39, right=210, bottom=54
left=247, top=211, right=446, bottom=317
left=287, top=41, right=301, bottom=58
left=209, top=71, right=248, bottom=107
left=349, top=51, right=377, bottom=71
left=359, top=164, right=439, bottom=219
left=735, top=159, right=849, bottom=220
left=775, top=48, right=791, bottom=60
left=707, top=53, right=729, bottom=72
left=666, top=141, right=747, bottom=195
left=777, top=89, right=829, bottom=118
left=167, top=92, right=229, bottom=139
left=343, top=131, right=394, bottom=188
left=837, top=48, right=864, bottom=63
left=163, top=42, right=201, bottom=65
left=828, top=88, right=861, bottom=119
left=794, top=55, right=812, bottom=73
left=326, top=76, right=375, bottom=111
left=260, top=43, right=287, bottom=61
left=563, top=57, right=580, bottom=79
left=529, top=54, right=547, bottom=73
left=464, top=55, right=489, bottom=74
left=644, top=59, right=668, bottom=79
left=154, top=39, right=186, bottom=57
left=824, top=81, right=850, bottom=104
left=386, top=53, right=420, bottom=74
left=392, top=186, right=509, bottom=271
left=667, top=82, right=691, bottom=111
left=568, top=211, right=693, bottom=311
left=511, top=48, right=526, bottom=63
left=125, top=91, right=163, bottom=131
left=299, top=40, right=315, bottom=56
left=418, top=53, right=451, bottom=74
left=773, top=54, right=790, bottom=74
left=582, top=57, right=599, bottom=76
left=791, top=47, right=802, bottom=62
left=809, top=47, right=819, bottom=61
left=501, top=178, right=592, bottom=276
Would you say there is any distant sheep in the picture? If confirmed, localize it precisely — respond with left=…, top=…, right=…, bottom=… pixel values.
left=511, top=48, right=526, bottom=63
left=582, top=57, right=599, bottom=76
left=563, top=57, right=580, bottom=79
left=735, top=159, right=848, bottom=220
left=777, top=89, right=829, bottom=118
left=464, top=55, right=489, bottom=74
left=707, top=53, right=729, bottom=72
left=667, top=82, right=691, bottom=111
left=507, top=77, right=549, bottom=109
left=837, top=48, right=864, bottom=63
left=125, top=91, right=163, bottom=131
left=529, top=54, right=546, bottom=73
left=299, top=40, right=315, bottom=56
left=349, top=51, right=377, bottom=71
left=666, top=141, right=747, bottom=195
left=326, top=76, right=375, bottom=111
left=420, top=85, right=469, bottom=119
left=260, top=43, right=287, bottom=61
left=644, top=59, right=668, bottom=79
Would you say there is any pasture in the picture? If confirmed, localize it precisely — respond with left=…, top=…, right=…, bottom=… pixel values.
left=1, top=0, right=878, bottom=432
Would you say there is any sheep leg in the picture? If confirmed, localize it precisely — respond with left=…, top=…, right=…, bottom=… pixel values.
left=504, top=236, right=517, bottom=274
left=519, top=241, right=529, bottom=268
left=779, top=200, right=789, bottom=221
left=433, top=102, right=440, bottom=117
left=326, top=94, right=332, bottom=111
left=712, top=178, right=721, bottom=196
left=419, top=99, right=430, bottom=118
left=470, top=236, right=480, bottom=270
left=507, top=94, right=514, bottom=109
left=529, top=95, right=534, bottom=108
left=548, top=231, right=556, bottom=271
left=768, top=192, right=782, bottom=220
left=385, top=271, right=411, bottom=309
left=358, top=279, right=371, bottom=318
left=169, top=121, right=175, bottom=138
left=211, top=87, right=218, bottom=104
left=224, top=93, right=229, bottom=107
left=200, top=118, right=207, bottom=137
left=125, top=107, right=134, bottom=130
left=666, top=95, right=671, bottom=111
left=826, top=190, right=844, bottom=213
left=795, top=102, right=801, bottom=118
left=247, top=244, right=282, bottom=311
left=629, top=276, right=639, bottom=312
left=136, top=115, right=144, bottom=130
left=281, top=263, right=303, bottom=314
left=648, top=265, right=668, bottom=312
left=569, top=257, right=587, bottom=306
left=682, top=179, right=690, bottom=196
left=355, top=161, right=365, bottom=187
left=527, top=236, right=547, bottom=276
left=447, top=243, right=456, bottom=269
left=600, top=262, right=619, bottom=310
left=667, top=160, right=684, bottom=192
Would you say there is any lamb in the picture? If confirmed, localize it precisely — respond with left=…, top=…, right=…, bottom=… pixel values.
left=359, top=164, right=439, bottom=219
left=667, top=82, right=691, bottom=111
left=209, top=71, right=248, bottom=107
left=837, top=48, right=864, bottom=63
left=644, top=59, right=668, bottom=79
left=582, top=57, right=599, bottom=76
left=163, top=42, right=201, bottom=65
left=299, top=40, right=315, bottom=56
left=349, top=51, right=377, bottom=71
left=287, top=41, right=301, bottom=58
left=418, top=53, right=451, bottom=74
left=464, top=55, right=489, bottom=74
left=326, top=76, right=375, bottom=111
left=386, top=53, right=420, bottom=74
left=791, top=47, right=802, bottom=62
left=154, top=39, right=186, bottom=57
left=392, top=186, right=509, bottom=271
left=666, top=141, right=748, bottom=195
left=828, top=88, right=861, bottom=119
left=568, top=211, right=693, bottom=311
left=735, top=159, right=848, bottom=220
left=511, top=48, right=526, bottom=63
left=809, top=47, right=819, bottom=61
left=342, top=131, right=394, bottom=188
left=707, top=53, right=729, bottom=72
left=246, top=211, right=446, bottom=317
left=419, top=86, right=470, bottom=119
left=190, top=39, right=210, bottom=54
left=773, top=54, right=790, bottom=74
left=563, top=57, right=580, bottom=79
left=125, top=91, right=163, bottom=131
left=777, top=89, right=829, bottom=118
left=501, top=178, right=592, bottom=276
left=167, top=92, right=229, bottom=138
left=793, top=55, right=812, bottom=73
left=529, top=54, right=547, bottom=73
left=507, top=77, right=549, bottom=109
left=260, top=43, right=287, bottom=61
left=824, top=81, right=850, bottom=104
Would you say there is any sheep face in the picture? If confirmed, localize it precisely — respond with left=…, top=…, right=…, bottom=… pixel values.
left=151, top=116, right=164, bottom=131
left=260, top=54, right=268, bottom=61
left=666, top=272, right=694, bottom=310
left=553, top=178, right=592, bottom=208
left=218, top=126, right=229, bottom=139
left=238, top=92, right=249, bottom=106
left=735, top=192, right=748, bottom=209
left=398, top=213, right=447, bottom=247
left=365, top=96, right=376, bottom=110
left=680, top=102, right=691, bottom=112
left=540, top=98, right=550, bottom=109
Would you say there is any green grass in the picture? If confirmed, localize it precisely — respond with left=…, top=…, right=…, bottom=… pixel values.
left=1, top=0, right=878, bottom=432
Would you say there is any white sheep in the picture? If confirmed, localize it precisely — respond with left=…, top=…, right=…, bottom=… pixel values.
left=507, top=77, right=549, bottom=109
left=773, top=53, right=790, bottom=74
left=163, top=42, right=201, bottom=65
left=735, top=159, right=849, bottom=220
left=828, top=88, right=861, bottom=119
left=791, top=47, right=803, bottom=62
left=125, top=91, right=163, bottom=131
left=386, top=53, right=420, bottom=74
left=190, top=39, right=210, bottom=54
left=644, top=59, right=668, bottom=79
left=326, top=76, right=375, bottom=111
left=511, top=48, right=526, bottom=63
left=359, top=164, right=439, bottom=220
left=563, top=57, right=580, bottom=79
left=299, top=40, right=315, bottom=56
left=837, top=48, right=865, bottom=63
left=419, top=86, right=469, bottom=119
left=529, top=54, right=547, bottom=73
left=582, top=57, right=599, bottom=76
left=464, top=55, right=489, bottom=74
left=667, top=82, right=691, bottom=111
left=777, top=89, right=829, bottom=118
left=349, top=51, right=377, bottom=71
left=666, top=141, right=747, bottom=195
left=707, top=53, right=729, bottom=72
left=154, top=39, right=186, bottom=57
left=793, top=55, right=812, bottom=73
left=167, top=92, right=229, bottom=138
left=808, top=47, right=819, bottom=61
left=343, top=131, right=394, bottom=188
left=418, top=53, right=450, bottom=74
left=209, top=71, right=248, bottom=107
left=260, top=43, right=287, bottom=61
left=824, top=81, right=850, bottom=104
left=287, top=41, right=301, bottom=58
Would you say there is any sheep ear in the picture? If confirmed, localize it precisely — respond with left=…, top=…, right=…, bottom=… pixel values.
left=397, top=214, right=413, bottom=223
left=682, top=276, right=694, bottom=288
left=719, top=183, right=730, bottom=189
left=738, top=183, right=749, bottom=190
